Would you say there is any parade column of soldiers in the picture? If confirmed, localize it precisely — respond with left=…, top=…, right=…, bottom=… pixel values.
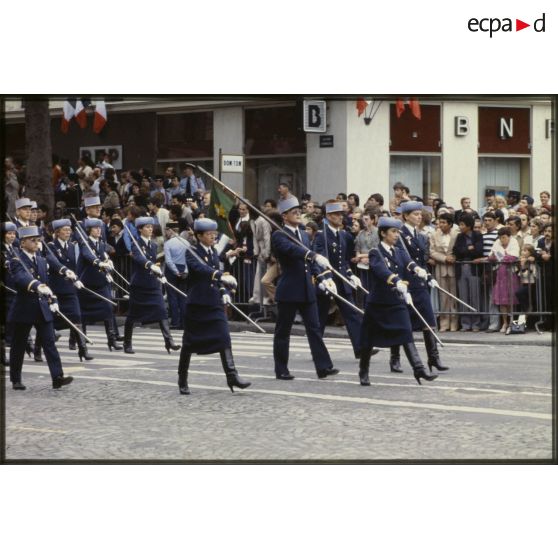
left=3, top=192, right=446, bottom=394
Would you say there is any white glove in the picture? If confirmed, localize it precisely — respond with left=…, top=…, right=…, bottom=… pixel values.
left=159, top=276, right=168, bottom=284
left=321, top=278, right=337, bottom=296
left=65, top=269, right=77, bottom=281
left=105, top=259, right=114, bottom=270
left=428, top=278, right=439, bottom=289
left=415, top=267, right=428, bottom=280
left=221, top=275, right=237, bottom=289
left=349, top=275, right=362, bottom=289
left=99, top=261, right=111, bottom=270
left=74, top=280, right=84, bottom=290
left=49, top=303, right=59, bottom=314
left=314, top=254, right=332, bottom=269
left=105, top=273, right=113, bottom=283
left=37, top=284, right=53, bottom=297
left=222, top=293, right=232, bottom=305
left=150, top=264, right=163, bottom=276
left=404, top=292, right=413, bottom=305
left=396, top=281, right=408, bottom=295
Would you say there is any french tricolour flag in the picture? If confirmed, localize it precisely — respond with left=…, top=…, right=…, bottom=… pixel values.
left=61, top=99, right=76, bottom=133
left=93, top=100, right=107, bottom=133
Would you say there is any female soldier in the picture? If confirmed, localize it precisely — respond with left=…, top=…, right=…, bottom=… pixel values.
left=358, top=217, right=438, bottom=386
left=123, top=216, right=180, bottom=354
left=46, top=219, right=93, bottom=361
left=77, top=218, right=122, bottom=351
left=177, top=218, right=251, bottom=395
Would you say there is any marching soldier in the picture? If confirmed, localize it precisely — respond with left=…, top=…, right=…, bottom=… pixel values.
left=77, top=218, right=123, bottom=351
left=2, top=222, right=19, bottom=365
left=359, top=217, right=438, bottom=386
left=46, top=219, right=93, bottom=362
left=123, top=216, right=181, bottom=354
left=8, top=225, right=74, bottom=390
left=13, top=198, right=33, bottom=230
left=394, top=201, right=448, bottom=374
left=271, top=197, right=339, bottom=380
left=313, top=200, right=375, bottom=359
left=177, top=218, right=251, bottom=395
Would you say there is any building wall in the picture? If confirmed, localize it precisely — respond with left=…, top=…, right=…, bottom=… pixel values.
left=531, top=103, right=553, bottom=199
left=213, top=106, right=244, bottom=195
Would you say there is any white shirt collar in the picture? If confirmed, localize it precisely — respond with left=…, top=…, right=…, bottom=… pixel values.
left=141, top=235, right=151, bottom=244
left=23, top=249, right=37, bottom=260
left=381, top=241, right=395, bottom=253
left=89, top=236, right=99, bottom=243
left=327, top=223, right=339, bottom=235
left=404, top=223, right=416, bottom=236
left=284, top=225, right=299, bottom=235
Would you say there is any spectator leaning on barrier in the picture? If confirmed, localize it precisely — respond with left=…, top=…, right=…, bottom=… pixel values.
left=515, top=244, right=538, bottom=329
left=453, top=213, right=484, bottom=332
left=535, top=224, right=554, bottom=331
left=506, top=215, right=524, bottom=251
left=249, top=200, right=275, bottom=305
left=429, top=213, right=459, bottom=332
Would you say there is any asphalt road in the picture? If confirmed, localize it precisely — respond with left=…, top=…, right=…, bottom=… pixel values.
left=4, top=326, right=554, bottom=461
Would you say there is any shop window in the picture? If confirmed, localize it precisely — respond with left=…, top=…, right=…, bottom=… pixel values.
left=245, top=157, right=307, bottom=203
left=389, top=155, right=441, bottom=201
left=478, top=157, right=530, bottom=201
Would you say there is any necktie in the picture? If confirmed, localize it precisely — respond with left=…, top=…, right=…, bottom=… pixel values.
left=32, top=255, right=37, bottom=269
left=413, top=229, right=418, bottom=240
left=295, top=229, right=301, bottom=242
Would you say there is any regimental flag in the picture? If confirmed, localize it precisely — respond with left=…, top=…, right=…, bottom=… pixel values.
left=61, top=98, right=76, bottom=133
left=208, top=183, right=236, bottom=237
left=93, top=100, right=107, bottom=133
left=74, top=98, right=91, bottom=128
left=356, top=98, right=370, bottom=117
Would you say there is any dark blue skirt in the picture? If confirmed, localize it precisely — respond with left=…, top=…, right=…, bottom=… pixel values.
left=127, top=285, right=167, bottom=324
left=360, top=302, right=413, bottom=349
left=182, top=304, right=231, bottom=354
left=53, top=292, right=82, bottom=329
left=78, top=284, right=114, bottom=324
left=408, top=286, right=437, bottom=330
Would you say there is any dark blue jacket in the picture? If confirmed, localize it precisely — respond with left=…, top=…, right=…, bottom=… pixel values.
left=46, top=239, right=79, bottom=295
left=398, top=225, right=429, bottom=291
left=130, top=238, right=162, bottom=289
left=271, top=227, right=329, bottom=303
left=452, top=231, right=484, bottom=278
left=77, top=238, right=112, bottom=288
left=366, top=244, right=417, bottom=306
left=7, top=251, right=61, bottom=324
left=313, top=226, right=355, bottom=296
left=185, top=243, right=227, bottom=307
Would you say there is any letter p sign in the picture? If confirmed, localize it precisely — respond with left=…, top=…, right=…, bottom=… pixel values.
left=303, top=100, right=327, bottom=133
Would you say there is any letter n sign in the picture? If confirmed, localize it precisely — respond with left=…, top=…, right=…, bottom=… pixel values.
left=303, top=100, right=327, bottom=133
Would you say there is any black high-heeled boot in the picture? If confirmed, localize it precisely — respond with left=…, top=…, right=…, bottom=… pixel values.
left=358, top=347, right=372, bottom=386
left=220, top=347, right=251, bottom=392
left=159, top=319, right=181, bottom=353
left=76, top=328, right=94, bottom=362
left=390, top=345, right=403, bottom=373
left=177, top=349, right=191, bottom=395
left=423, top=330, right=449, bottom=372
left=105, top=320, right=123, bottom=351
left=403, top=342, right=438, bottom=385
left=123, top=321, right=135, bottom=354
left=69, top=329, right=77, bottom=350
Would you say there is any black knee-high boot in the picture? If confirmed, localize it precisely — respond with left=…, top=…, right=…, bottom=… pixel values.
left=76, top=328, right=94, bottom=361
left=390, top=345, right=403, bottom=373
left=159, top=319, right=181, bottom=353
left=403, top=342, right=438, bottom=385
left=177, top=348, right=191, bottom=395
left=423, top=330, right=449, bottom=372
left=358, top=347, right=373, bottom=386
left=220, top=347, right=251, bottom=392
left=123, top=320, right=135, bottom=354
left=105, top=320, right=123, bottom=351
left=69, top=329, right=77, bottom=350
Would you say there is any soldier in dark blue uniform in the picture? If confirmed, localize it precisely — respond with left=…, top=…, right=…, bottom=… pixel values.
left=13, top=198, right=33, bottom=230
left=177, top=218, right=251, bottom=395
left=394, top=201, right=448, bottom=373
left=271, top=197, right=339, bottom=380
left=359, top=217, right=438, bottom=386
left=7, top=226, right=74, bottom=390
left=77, top=218, right=123, bottom=351
left=46, top=219, right=92, bottom=361
left=313, top=201, right=374, bottom=359
left=2, top=222, right=19, bottom=365
left=123, top=217, right=180, bottom=354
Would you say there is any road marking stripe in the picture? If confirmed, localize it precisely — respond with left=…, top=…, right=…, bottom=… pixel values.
left=7, top=426, right=68, bottom=434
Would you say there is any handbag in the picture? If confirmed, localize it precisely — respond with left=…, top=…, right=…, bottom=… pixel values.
left=507, top=320, right=526, bottom=334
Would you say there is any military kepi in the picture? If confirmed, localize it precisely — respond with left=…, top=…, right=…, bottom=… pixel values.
left=278, top=197, right=300, bottom=214
left=84, top=196, right=101, bottom=207
left=325, top=202, right=344, bottom=214
left=17, top=225, right=41, bottom=238
left=52, top=219, right=72, bottom=230
left=399, top=200, right=424, bottom=213
left=194, top=218, right=218, bottom=232
left=377, top=217, right=403, bottom=229
left=15, top=198, right=32, bottom=209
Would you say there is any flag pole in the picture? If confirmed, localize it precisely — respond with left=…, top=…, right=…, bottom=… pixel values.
left=197, top=166, right=361, bottom=296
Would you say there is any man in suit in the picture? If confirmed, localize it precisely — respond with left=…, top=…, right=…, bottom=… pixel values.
left=271, top=197, right=339, bottom=380
left=8, top=226, right=74, bottom=390
left=429, top=213, right=459, bottom=332
left=313, top=200, right=367, bottom=358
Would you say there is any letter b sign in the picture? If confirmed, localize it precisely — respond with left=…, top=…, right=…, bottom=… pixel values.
left=303, top=100, right=327, bottom=133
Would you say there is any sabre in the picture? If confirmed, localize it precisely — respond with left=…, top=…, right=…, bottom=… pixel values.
left=325, top=288, right=365, bottom=315
left=51, top=307, right=94, bottom=344
left=431, top=282, right=478, bottom=312
left=1, top=282, right=17, bottom=294
left=167, top=230, right=267, bottom=333
left=161, top=278, right=189, bottom=301
left=407, top=298, right=444, bottom=347
left=103, top=253, right=131, bottom=286
left=196, top=166, right=361, bottom=296
left=41, top=239, right=118, bottom=306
